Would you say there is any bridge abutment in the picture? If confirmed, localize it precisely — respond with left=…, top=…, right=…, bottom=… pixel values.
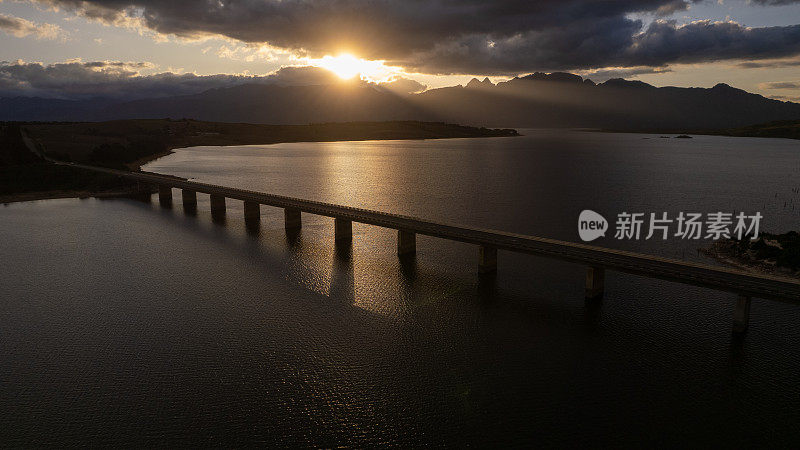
left=285, top=208, right=301, bottom=231
left=478, top=246, right=497, bottom=274
left=158, top=186, right=172, bottom=207
left=397, top=230, right=416, bottom=256
left=585, top=266, right=605, bottom=300
left=733, top=295, right=752, bottom=334
left=210, top=195, right=226, bottom=221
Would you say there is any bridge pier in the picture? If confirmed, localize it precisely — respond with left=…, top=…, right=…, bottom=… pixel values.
left=335, top=218, right=352, bottom=244
left=244, top=201, right=260, bottom=227
left=210, top=195, right=226, bottom=221
left=397, top=230, right=416, bottom=256
left=478, top=246, right=497, bottom=274
left=733, top=295, right=752, bottom=334
left=285, top=208, right=301, bottom=231
left=181, top=189, right=197, bottom=213
left=585, top=266, right=605, bottom=300
left=132, top=182, right=153, bottom=202
left=158, top=186, right=172, bottom=207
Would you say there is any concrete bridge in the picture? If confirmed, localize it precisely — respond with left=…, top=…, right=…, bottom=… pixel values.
left=61, top=161, right=800, bottom=335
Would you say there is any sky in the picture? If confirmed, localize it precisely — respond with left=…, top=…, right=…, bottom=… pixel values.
left=1, top=0, right=800, bottom=101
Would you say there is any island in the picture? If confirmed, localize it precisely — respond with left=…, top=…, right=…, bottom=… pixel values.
left=1, top=119, right=518, bottom=203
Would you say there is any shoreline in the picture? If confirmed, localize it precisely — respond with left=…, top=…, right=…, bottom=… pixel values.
left=6, top=121, right=519, bottom=205
left=125, top=148, right=175, bottom=171
left=599, top=119, right=800, bottom=141
left=1, top=186, right=156, bottom=205
left=701, top=241, right=800, bottom=281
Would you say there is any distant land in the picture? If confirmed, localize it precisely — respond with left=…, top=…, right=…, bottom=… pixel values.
left=606, top=119, right=800, bottom=141
left=689, top=120, right=800, bottom=141
left=3, top=72, right=800, bottom=130
left=1, top=120, right=517, bottom=203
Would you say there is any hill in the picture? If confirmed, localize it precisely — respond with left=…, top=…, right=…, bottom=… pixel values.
left=3, top=73, right=800, bottom=130
left=415, top=74, right=800, bottom=129
left=22, top=119, right=517, bottom=165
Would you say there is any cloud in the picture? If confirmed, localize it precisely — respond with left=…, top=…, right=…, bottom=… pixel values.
left=0, top=60, right=346, bottom=100
left=736, top=57, right=800, bottom=68
left=759, top=81, right=800, bottom=89
left=0, top=13, right=64, bottom=40
left=26, top=0, right=800, bottom=75
left=579, top=66, right=673, bottom=82
left=769, top=95, right=800, bottom=102
left=624, top=20, right=800, bottom=66
left=378, top=76, right=428, bottom=95
left=214, top=44, right=281, bottom=62
left=655, top=0, right=692, bottom=16
left=751, top=1, right=800, bottom=5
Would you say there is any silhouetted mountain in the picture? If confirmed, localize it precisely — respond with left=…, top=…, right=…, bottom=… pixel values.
left=3, top=73, right=800, bottom=130
left=465, top=77, right=494, bottom=89
left=415, top=73, right=800, bottom=129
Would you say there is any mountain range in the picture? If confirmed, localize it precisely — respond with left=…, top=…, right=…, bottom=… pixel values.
left=3, top=72, right=800, bottom=130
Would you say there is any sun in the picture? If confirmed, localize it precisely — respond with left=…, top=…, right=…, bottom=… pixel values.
left=311, top=53, right=396, bottom=81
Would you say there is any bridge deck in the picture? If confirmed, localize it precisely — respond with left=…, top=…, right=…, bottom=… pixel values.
left=62, top=162, right=800, bottom=303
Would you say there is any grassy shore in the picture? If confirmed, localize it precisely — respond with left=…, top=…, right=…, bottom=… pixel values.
left=2, top=119, right=518, bottom=203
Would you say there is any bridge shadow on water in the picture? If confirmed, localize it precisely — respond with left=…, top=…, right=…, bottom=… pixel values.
left=124, top=194, right=769, bottom=362
left=129, top=192, right=762, bottom=356
left=64, top=195, right=800, bottom=447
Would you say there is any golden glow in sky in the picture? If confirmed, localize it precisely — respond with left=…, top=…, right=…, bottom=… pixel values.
left=309, top=53, right=399, bottom=82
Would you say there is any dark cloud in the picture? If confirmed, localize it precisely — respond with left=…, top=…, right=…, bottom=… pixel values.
left=27, top=0, right=800, bottom=74
left=0, top=61, right=342, bottom=100
left=625, top=20, right=800, bottom=66
left=408, top=19, right=800, bottom=74
left=761, top=81, right=800, bottom=89
left=736, top=58, right=800, bottom=68
left=769, top=94, right=800, bottom=103
left=751, top=1, right=800, bottom=5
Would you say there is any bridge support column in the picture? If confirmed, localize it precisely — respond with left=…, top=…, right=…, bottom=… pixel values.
left=478, top=246, right=497, bottom=274
left=244, top=201, right=260, bottom=227
left=335, top=218, right=352, bottom=244
left=733, top=295, right=752, bottom=334
left=182, top=189, right=197, bottom=213
left=210, top=195, right=226, bottom=221
left=285, top=208, right=301, bottom=230
left=585, top=266, right=605, bottom=300
left=397, top=230, right=416, bottom=256
left=133, top=182, right=154, bottom=202
left=158, top=186, right=172, bottom=207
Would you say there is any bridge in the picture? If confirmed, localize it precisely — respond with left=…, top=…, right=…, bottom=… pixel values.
left=61, top=161, right=800, bottom=335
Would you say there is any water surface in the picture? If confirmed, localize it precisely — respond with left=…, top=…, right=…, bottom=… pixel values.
left=2, top=130, right=799, bottom=446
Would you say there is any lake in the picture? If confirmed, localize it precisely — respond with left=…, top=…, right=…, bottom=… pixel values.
left=2, top=130, right=799, bottom=446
